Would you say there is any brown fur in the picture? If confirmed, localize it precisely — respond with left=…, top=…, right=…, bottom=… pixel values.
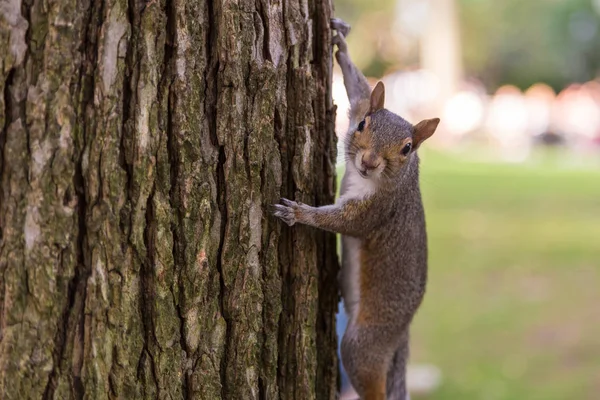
left=363, top=378, right=387, bottom=400
left=355, top=247, right=373, bottom=325
left=353, top=119, right=374, bottom=149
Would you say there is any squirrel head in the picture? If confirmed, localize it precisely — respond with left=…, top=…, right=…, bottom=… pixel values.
left=346, top=81, right=440, bottom=183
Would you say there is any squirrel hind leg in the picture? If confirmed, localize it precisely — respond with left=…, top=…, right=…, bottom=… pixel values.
left=386, top=340, right=410, bottom=400
left=341, top=325, right=393, bottom=400
left=364, top=383, right=386, bottom=400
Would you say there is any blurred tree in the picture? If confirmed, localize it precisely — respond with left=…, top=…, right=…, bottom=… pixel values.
left=334, top=0, right=403, bottom=76
left=335, top=0, right=600, bottom=91
left=458, top=0, right=600, bottom=91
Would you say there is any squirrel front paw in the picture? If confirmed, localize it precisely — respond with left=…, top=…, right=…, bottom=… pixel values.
left=331, top=18, right=350, bottom=53
left=331, top=18, right=351, bottom=38
left=272, top=198, right=302, bottom=226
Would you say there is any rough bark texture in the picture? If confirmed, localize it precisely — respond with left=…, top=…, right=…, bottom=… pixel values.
left=0, top=0, right=339, bottom=398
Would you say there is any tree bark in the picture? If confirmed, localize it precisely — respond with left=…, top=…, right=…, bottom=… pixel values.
left=0, top=0, right=339, bottom=398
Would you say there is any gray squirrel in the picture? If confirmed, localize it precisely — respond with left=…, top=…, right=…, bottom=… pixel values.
left=273, top=18, right=440, bottom=400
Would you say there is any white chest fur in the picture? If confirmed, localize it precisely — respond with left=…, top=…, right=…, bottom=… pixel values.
left=339, top=166, right=376, bottom=321
left=340, top=167, right=376, bottom=201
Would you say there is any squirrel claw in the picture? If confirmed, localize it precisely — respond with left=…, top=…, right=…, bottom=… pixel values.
left=281, top=198, right=298, bottom=207
left=272, top=201, right=297, bottom=226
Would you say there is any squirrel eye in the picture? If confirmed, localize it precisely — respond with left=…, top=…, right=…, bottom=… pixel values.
left=357, top=120, right=366, bottom=132
left=402, top=142, right=412, bottom=156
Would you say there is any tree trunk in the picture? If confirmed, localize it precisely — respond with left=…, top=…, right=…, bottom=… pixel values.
left=0, top=0, right=339, bottom=398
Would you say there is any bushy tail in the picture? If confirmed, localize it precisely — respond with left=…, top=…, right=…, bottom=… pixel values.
left=386, top=331, right=410, bottom=400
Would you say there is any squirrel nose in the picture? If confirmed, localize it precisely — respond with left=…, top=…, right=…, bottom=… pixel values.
left=361, top=153, right=380, bottom=170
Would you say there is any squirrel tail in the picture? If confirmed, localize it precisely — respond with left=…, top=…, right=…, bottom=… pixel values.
left=386, top=330, right=410, bottom=400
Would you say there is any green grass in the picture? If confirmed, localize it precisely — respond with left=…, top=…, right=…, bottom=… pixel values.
left=414, top=149, right=600, bottom=400
left=338, top=148, right=600, bottom=400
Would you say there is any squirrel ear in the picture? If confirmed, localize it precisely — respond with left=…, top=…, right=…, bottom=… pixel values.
left=369, top=81, right=385, bottom=113
left=413, top=118, right=440, bottom=150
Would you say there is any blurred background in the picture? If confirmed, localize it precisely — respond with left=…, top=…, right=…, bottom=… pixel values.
left=332, top=0, right=600, bottom=399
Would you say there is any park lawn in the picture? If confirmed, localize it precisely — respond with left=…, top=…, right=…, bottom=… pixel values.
left=337, top=148, right=600, bottom=400
left=414, top=149, right=600, bottom=400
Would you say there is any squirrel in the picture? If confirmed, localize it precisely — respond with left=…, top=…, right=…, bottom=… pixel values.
left=273, top=18, right=440, bottom=400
